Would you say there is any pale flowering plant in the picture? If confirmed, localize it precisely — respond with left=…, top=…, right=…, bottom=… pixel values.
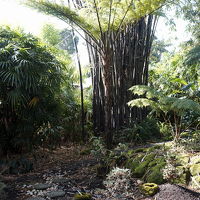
left=103, top=167, right=133, bottom=198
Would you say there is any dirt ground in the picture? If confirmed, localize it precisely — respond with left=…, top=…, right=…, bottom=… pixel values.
left=1, top=145, right=200, bottom=200
left=0, top=145, right=104, bottom=200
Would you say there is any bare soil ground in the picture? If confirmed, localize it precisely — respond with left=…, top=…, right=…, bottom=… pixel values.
left=1, top=144, right=200, bottom=200
left=0, top=145, right=103, bottom=200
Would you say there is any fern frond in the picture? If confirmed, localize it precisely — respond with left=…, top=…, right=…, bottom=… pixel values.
left=185, top=45, right=200, bottom=65
left=171, top=98, right=200, bottom=113
left=128, top=98, right=158, bottom=109
left=129, top=85, right=161, bottom=99
left=25, top=0, right=99, bottom=40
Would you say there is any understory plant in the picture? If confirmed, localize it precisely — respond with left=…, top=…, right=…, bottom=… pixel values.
left=103, top=167, right=133, bottom=198
left=128, top=85, right=200, bottom=141
left=90, top=136, right=107, bottom=161
left=0, top=26, right=74, bottom=154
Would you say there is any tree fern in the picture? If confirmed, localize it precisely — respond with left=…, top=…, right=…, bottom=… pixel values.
left=24, top=0, right=166, bottom=40
left=128, top=85, right=200, bottom=140
left=129, top=85, right=161, bottom=98
left=185, top=45, right=200, bottom=65
left=24, top=0, right=100, bottom=40
left=128, top=98, right=158, bottom=109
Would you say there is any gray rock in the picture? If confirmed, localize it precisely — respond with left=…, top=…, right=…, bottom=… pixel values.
left=136, top=179, right=144, bottom=185
left=34, top=183, right=52, bottom=190
left=0, top=181, right=7, bottom=199
left=52, top=178, right=69, bottom=184
left=0, top=181, right=6, bottom=192
left=46, top=190, right=65, bottom=198
left=27, top=197, right=46, bottom=200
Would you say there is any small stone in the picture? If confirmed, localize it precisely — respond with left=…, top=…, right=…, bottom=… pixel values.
left=177, top=154, right=190, bottom=165
left=46, top=190, right=65, bottom=198
left=136, top=179, right=144, bottom=185
left=27, top=197, right=46, bottom=200
left=190, top=164, right=200, bottom=176
left=52, top=178, right=69, bottom=184
left=34, top=183, right=52, bottom=190
left=191, top=155, right=200, bottom=164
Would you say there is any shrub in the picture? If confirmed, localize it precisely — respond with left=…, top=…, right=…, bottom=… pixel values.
left=0, top=26, right=73, bottom=153
left=128, top=85, right=200, bottom=141
left=103, top=167, right=132, bottom=198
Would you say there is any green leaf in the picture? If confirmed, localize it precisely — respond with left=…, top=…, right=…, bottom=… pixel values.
left=128, top=98, right=158, bottom=109
left=129, top=85, right=161, bottom=99
left=170, top=78, right=187, bottom=85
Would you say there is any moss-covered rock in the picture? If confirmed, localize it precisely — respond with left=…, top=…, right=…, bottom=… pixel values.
left=146, top=162, right=166, bottom=184
left=140, top=183, right=159, bottom=196
left=176, top=154, right=190, bottom=166
left=73, top=193, right=92, bottom=200
left=134, top=148, right=147, bottom=153
left=147, top=145, right=162, bottom=152
left=191, top=156, right=200, bottom=165
left=190, top=164, right=200, bottom=176
left=133, top=160, right=150, bottom=178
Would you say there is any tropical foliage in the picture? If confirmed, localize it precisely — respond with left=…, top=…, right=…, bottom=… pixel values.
left=24, top=0, right=167, bottom=147
left=128, top=85, right=200, bottom=140
left=0, top=26, right=74, bottom=154
left=25, top=0, right=166, bottom=40
left=41, top=23, right=79, bottom=54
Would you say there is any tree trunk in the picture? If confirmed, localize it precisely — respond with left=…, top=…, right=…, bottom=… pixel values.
left=72, top=29, right=85, bottom=142
left=102, top=52, right=113, bottom=148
